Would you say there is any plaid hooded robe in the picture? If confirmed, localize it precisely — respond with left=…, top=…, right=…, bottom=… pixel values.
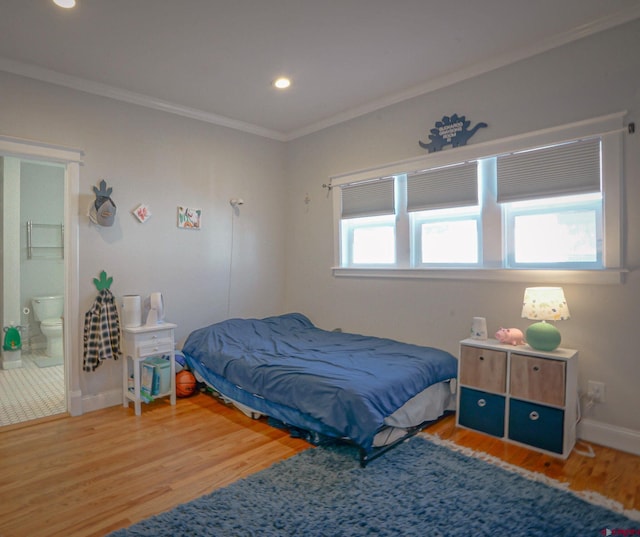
left=83, top=288, right=121, bottom=371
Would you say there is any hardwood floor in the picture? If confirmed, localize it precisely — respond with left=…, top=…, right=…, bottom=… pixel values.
left=426, top=414, right=640, bottom=513
left=0, top=393, right=309, bottom=537
left=1, top=394, right=638, bottom=536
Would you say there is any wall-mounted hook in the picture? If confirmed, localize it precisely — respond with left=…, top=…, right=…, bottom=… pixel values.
left=93, top=270, right=113, bottom=291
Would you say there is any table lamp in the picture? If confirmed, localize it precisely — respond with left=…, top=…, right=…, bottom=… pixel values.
left=521, top=287, right=570, bottom=351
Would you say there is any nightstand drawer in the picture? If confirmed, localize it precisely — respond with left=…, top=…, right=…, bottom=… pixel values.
left=459, top=345, right=507, bottom=393
left=510, top=354, right=565, bottom=406
left=508, top=399, right=564, bottom=454
left=136, top=339, right=173, bottom=358
left=130, top=329, right=175, bottom=346
left=458, top=387, right=505, bottom=437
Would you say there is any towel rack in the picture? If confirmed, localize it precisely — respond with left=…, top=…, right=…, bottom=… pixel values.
left=26, top=220, right=64, bottom=259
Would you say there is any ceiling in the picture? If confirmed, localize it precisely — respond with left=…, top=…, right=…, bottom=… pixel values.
left=1, top=1, right=639, bottom=141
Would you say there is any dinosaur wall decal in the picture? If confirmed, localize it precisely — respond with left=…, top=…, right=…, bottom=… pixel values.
left=419, top=114, right=487, bottom=153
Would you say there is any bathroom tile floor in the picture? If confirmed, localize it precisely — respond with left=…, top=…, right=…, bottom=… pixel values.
left=0, top=353, right=65, bottom=426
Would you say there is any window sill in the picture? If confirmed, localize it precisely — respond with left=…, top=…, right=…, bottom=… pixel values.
left=332, top=267, right=628, bottom=285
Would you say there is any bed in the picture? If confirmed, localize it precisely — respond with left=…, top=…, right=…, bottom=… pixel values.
left=182, top=313, right=458, bottom=466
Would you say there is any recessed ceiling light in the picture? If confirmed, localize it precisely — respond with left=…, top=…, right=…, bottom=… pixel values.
left=53, top=0, right=76, bottom=8
left=273, top=77, right=291, bottom=90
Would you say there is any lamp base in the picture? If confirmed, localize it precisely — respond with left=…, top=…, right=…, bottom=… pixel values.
left=526, top=321, right=561, bottom=352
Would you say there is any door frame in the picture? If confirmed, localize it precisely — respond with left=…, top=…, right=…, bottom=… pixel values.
left=0, top=134, right=83, bottom=415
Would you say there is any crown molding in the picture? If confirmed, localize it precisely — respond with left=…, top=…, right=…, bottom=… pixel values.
left=0, top=57, right=288, bottom=142
left=283, top=6, right=640, bottom=141
left=1, top=5, right=639, bottom=142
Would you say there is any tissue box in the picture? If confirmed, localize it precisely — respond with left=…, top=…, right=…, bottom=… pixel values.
left=144, top=356, right=171, bottom=395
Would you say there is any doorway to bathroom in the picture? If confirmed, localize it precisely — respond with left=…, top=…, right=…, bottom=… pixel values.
left=1, top=156, right=66, bottom=426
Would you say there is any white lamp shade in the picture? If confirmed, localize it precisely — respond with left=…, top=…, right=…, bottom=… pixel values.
left=521, top=287, right=570, bottom=321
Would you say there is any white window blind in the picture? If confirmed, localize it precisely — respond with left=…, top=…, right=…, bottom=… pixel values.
left=407, top=162, right=478, bottom=212
left=340, top=177, right=395, bottom=219
left=497, top=138, right=601, bottom=202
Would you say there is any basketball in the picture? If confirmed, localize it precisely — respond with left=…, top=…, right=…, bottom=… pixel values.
left=175, top=370, right=197, bottom=398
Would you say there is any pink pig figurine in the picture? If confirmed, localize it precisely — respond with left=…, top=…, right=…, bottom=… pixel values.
left=495, top=327, right=525, bottom=345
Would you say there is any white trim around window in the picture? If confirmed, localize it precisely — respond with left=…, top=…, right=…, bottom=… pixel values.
left=330, top=111, right=629, bottom=284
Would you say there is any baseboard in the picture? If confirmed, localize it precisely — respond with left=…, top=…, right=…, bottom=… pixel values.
left=577, top=418, right=640, bottom=456
left=68, top=389, right=83, bottom=416
left=81, top=389, right=122, bottom=414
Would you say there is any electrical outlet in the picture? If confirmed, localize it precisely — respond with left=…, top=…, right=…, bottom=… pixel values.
left=587, top=380, right=606, bottom=403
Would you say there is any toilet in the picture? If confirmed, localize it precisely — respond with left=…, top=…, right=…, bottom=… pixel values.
left=32, top=295, right=64, bottom=358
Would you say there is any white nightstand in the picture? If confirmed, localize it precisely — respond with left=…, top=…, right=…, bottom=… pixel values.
left=457, top=338, right=578, bottom=458
left=122, top=323, right=177, bottom=416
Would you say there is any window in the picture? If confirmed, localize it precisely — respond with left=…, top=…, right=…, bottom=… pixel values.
left=339, top=176, right=396, bottom=266
left=408, top=161, right=480, bottom=266
left=331, top=113, right=625, bottom=283
left=504, top=194, right=602, bottom=267
left=411, top=206, right=480, bottom=266
left=497, top=137, right=604, bottom=269
left=341, top=215, right=396, bottom=265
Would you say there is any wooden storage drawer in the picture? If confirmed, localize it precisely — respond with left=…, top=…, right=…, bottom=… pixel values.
left=508, top=399, right=564, bottom=454
left=458, top=338, right=577, bottom=458
left=459, top=345, right=507, bottom=393
left=458, top=387, right=505, bottom=437
left=510, top=354, right=565, bottom=406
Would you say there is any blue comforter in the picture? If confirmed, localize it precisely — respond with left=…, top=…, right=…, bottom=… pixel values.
left=182, top=313, right=457, bottom=452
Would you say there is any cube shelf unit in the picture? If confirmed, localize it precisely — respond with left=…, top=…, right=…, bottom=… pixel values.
left=456, top=338, right=578, bottom=458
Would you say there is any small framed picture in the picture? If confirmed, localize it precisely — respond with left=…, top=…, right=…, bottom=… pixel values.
left=133, top=204, right=151, bottom=223
left=177, top=206, right=202, bottom=229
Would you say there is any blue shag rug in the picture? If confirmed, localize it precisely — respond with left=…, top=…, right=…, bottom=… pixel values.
left=109, top=435, right=639, bottom=536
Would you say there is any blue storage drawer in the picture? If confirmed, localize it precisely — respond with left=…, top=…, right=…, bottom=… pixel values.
left=459, top=387, right=505, bottom=437
left=509, top=399, right=564, bottom=454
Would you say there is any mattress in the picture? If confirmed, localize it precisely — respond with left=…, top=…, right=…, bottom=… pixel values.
left=182, top=313, right=458, bottom=452
left=206, top=379, right=457, bottom=447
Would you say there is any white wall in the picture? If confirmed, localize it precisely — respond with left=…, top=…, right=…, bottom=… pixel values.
left=0, top=70, right=288, bottom=402
left=284, top=19, right=640, bottom=449
left=1, top=18, right=639, bottom=453
left=20, top=162, right=65, bottom=342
